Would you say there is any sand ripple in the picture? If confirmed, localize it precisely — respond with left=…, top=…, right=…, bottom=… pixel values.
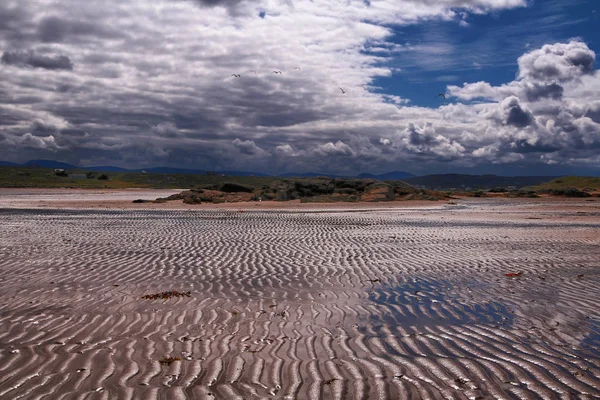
left=0, top=200, right=599, bottom=399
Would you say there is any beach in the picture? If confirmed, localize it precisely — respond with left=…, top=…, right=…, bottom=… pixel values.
left=0, top=190, right=599, bottom=399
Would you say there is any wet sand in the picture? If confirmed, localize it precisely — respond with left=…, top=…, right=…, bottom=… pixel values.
left=0, top=188, right=441, bottom=210
left=0, top=191, right=599, bottom=399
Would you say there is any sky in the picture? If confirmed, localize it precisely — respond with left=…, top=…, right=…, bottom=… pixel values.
left=0, top=0, right=599, bottom=176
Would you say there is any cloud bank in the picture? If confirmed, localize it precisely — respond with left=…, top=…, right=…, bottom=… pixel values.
left=0, top=0, right=598, bottom=174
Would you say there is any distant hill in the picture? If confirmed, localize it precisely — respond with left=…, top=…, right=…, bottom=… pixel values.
left=404, top=174, right=561, bottom=190
left=282, top=171, right=415, bottom=179
left=3, top=160, right=268, bottom=177
left=86, top=165, right=130, bottom=172
left=534, top=176, right=600, bottom=190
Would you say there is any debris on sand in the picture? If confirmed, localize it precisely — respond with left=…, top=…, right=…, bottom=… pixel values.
left=505, top=272, right=522, bottom=277
left=324, top=378, right=337, bottom=385
left=141, top=290, right=191, bottom=300
left=158, top=356, right=181, bottom=366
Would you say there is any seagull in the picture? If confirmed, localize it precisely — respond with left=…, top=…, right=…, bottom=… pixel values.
left=294, top=66, right=302, bottom=71
left=231, top=74, right=241, bottom=78
left=338, top=87, right=346, bottom=94
left=434, top=93, right=446, bottom=99
left=273, top=70, right=282, bottom=74
left=249, top=70, right=257, bottom=75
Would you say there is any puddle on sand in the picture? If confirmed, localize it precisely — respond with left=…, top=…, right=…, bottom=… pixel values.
left=365, top=277, right=515, bottom=332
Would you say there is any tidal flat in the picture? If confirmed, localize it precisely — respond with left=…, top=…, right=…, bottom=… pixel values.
left=0, top=195, right=599, bottom=399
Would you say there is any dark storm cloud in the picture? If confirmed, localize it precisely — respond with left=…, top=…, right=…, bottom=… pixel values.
left=0, top=3, right=35, bottom=43
left=192, top=0, right=246, bottom=5
left=406, top=122, right=436, bottom=147
left=188, top=0, right=251, bottom=15
left=509, top=139, right=561, bottom=154
left=501, top=97, right=533, bottom=128
left=524, top=82, right=564, bottom=102
left=585, top=102, right=600, bottom=124
left=1, top=50, right=74, bottom=70
left=37, top=16, right=120, bottom=43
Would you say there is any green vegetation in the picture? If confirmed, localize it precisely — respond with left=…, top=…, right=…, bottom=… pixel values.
left=0, top=166, right=275, bottom=189
left=533, top=176, right=600, bottom=190
left=161, top=177, right=447, bottom=204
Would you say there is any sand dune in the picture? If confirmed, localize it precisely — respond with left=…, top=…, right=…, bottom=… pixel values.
left=0, top=198, right=599, bottom=399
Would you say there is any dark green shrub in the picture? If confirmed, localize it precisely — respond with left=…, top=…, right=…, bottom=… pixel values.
left=219, top=182, right=254, bottom=193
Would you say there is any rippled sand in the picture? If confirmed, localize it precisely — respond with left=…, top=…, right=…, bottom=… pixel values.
left=0, top=198, right=599, bottom=399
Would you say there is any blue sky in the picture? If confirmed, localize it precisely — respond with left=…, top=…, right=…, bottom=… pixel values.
left=0, top=0, right=599, bottom=176
left=376, top=0, right=599, bottom=108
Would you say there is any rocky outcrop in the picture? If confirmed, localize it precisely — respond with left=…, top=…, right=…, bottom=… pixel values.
left=360, top=182, right=394, bottom=202
left=156, top=177, right=449, bottom=204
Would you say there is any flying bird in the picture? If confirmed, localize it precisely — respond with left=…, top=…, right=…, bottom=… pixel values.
left=249, top=70, right=257, bottom=75
left=231, top=74, right=241, bottom=78
left=294, top=66, right=302, bottom=71
left=273, top=70, right=282, bottom=74
left=434, top=93, right=446, bottom=99
left=338, top=87, right=346, bottom=94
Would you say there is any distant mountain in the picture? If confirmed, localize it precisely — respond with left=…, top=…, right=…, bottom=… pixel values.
left=0, top=161, right=20, bottom=167
left=404, top=174, right=561, bottom=189
left=219, top=170, right=271, bottom=177
left=142, top=167, right=270, bottom=176
left=24, top=159, right=78, bottom=169
left=86, top=165, right=130, bottom=172
left=280, top=172, right=341, bottom=178
left=376, top=171, right=415, bottom=180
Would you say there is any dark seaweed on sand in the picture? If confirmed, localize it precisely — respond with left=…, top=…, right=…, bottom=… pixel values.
left=141, top=290, right=191, bottom=300
left=158, top=356, right=181, bottom=366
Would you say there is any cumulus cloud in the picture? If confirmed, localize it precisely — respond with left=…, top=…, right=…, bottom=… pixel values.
left=313, top=141, right=354, bottom=157
left=232, top=138, right=268, bottom=156
left=444, top=41, right=599, bottom=168
left=395, top=122, right=465, bottom=159
left=517, top=41, right=595, bottom=82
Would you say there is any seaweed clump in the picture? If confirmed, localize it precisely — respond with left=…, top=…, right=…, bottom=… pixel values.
left=141, top=290, right=191, bottom=300
left=158, top=356, right=181, bottom=366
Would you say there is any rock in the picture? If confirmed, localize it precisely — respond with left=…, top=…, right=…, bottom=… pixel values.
left=360, top=182, right=394, bottom=202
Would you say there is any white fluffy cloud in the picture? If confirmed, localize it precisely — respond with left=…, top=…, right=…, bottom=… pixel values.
left=447, top=40, right=599, bottom=166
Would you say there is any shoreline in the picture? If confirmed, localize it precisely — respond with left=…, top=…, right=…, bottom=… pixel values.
left=1, top=187, right=598, bottom=211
